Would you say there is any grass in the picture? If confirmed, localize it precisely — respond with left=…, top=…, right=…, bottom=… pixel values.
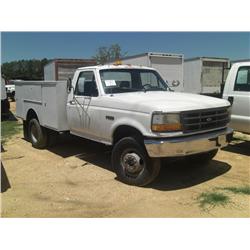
left=219, top=186, right=250, bottom=195
left=197, top=185, right=250, bottom=211
left=1, top=120, right=22, bottom=145
left=233, top=133, right=250, bottom=141
left=198, top=191, right=230, bottom=209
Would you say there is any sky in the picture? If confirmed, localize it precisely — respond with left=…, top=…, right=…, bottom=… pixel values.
left=1, top=32, right=249, bottom=63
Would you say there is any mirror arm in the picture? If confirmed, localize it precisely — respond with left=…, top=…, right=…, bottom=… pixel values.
left=67, top=78, right=72, bottom=93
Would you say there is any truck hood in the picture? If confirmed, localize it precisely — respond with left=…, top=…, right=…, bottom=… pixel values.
left=104, top=91, right=230, bottom=113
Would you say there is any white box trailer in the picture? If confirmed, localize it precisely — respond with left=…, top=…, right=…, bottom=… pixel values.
left=44, top=59, right=96, bottom=81
left=184, top=57, right=230, bottom=95
left=15, top=80, right=69, bottom=131
left=111, top=52, right=184, bottom=92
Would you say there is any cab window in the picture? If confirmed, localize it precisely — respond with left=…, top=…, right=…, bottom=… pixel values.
left=234, top=66, right=250, bottom=92
left=75, top=71, right=98, bottom=97
left=140, top=72, right=159, bottom=87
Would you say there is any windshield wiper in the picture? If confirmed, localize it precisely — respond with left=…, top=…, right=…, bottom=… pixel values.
left=145, top=87, right=166, bottom=91
left=118, top=87, right=147, bottom=93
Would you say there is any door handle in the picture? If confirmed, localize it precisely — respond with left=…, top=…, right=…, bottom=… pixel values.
left=228, top=96, right=234, bottom=105
left=69, top=100, right=76, bottom=105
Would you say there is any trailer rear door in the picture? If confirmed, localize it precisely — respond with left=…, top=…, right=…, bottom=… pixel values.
left=201, top=61, right=229, bottom=93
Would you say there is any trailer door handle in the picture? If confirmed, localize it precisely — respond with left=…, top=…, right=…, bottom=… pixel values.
left=228, top=96, right=234, bottom=105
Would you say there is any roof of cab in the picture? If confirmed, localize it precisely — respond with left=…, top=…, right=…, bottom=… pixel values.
left=233, top=61, right=250, bottom=66
left=77, top=64, right=155, bottom=71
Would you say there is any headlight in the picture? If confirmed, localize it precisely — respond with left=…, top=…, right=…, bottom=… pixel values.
left=151, top=113, right=182, bottom=132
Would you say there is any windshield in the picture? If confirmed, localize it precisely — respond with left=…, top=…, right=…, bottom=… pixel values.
left=99, top=68, right=170, bottom=94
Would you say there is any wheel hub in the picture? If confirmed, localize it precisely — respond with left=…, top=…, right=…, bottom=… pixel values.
left=30, top=124, right=38, bottom=142
left=122, top=153, right=143, bottom=174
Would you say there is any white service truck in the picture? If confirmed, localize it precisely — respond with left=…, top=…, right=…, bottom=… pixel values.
left=223, top=61, right=250, bottom=134
left=15, top=64, right=233, bottom=186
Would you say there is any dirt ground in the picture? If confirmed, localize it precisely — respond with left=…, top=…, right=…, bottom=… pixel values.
left=1, top=102, right=250, bottom=217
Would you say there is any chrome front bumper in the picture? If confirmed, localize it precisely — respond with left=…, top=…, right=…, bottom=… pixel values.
left=144, top=128, right=233, bottom=158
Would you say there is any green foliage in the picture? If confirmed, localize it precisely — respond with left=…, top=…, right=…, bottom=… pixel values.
left=1, top=58, right=49, bottom=80
left=198, top=192, right=230, bottom=209
left=219, top=186, right=250, bottom=195
left=197, top=185, right=250, bottom=211
left=1, top=120, right=22, bottom=145
left=233, top=133, right=249, bottom=141
left=93, top=44, right=127, bottom=64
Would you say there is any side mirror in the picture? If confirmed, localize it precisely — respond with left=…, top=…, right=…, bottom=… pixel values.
left=171, top=80, right=180, bottom=87
left=165, top=80, right=173, bottom=91
left=67, top=78, right=72, bottom=92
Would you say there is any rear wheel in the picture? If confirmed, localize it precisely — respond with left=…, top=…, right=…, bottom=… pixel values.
left=28, top=118, right=48, bottom=149
left=112, top=137, right=161, bottom=186
left=1, top=99, right=10, bottom=119
left=11, top=92, right=15, bottom=101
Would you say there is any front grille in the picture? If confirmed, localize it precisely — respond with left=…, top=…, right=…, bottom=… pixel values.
left=181, top=107, right=230, bottom=133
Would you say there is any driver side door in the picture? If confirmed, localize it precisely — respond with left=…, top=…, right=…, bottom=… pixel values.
left=67, top=70, right=101, bottom=139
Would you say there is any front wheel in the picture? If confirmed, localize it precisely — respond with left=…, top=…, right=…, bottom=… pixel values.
left=112, top=137, right=161, bottom=186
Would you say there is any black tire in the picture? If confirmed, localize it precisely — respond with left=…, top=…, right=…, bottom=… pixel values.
left=11, top=92, right=15, bottom=102
left=28, top=118, right=48, bottom=149
left=112, top=137, right=161, bottom=186
left=6, top=99, right=10, bottom=111
left=1, top=99, right=10, bottom=114
left=1, top=99, right=10, bottom=120
left=186, top=149, right=218, bottom=164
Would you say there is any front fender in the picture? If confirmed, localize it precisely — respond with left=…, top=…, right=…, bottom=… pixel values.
left=111, top=116, right=151, bottom=140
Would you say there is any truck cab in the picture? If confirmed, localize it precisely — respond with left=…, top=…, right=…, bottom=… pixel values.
left=223, top=62, right=250, bottom=134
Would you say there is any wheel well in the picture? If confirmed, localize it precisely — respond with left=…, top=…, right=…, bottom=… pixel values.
left=26, top=109, right=38, bottom=123
left=113, top=125, right=143, bottom=145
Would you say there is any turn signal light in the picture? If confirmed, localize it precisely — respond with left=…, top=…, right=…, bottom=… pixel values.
left=152, top=123, right=182, bottom=132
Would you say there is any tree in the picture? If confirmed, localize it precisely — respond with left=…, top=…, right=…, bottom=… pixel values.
left=1, top=58, right=49, bottom=80
left=93, top=44, right=127, bottom=64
